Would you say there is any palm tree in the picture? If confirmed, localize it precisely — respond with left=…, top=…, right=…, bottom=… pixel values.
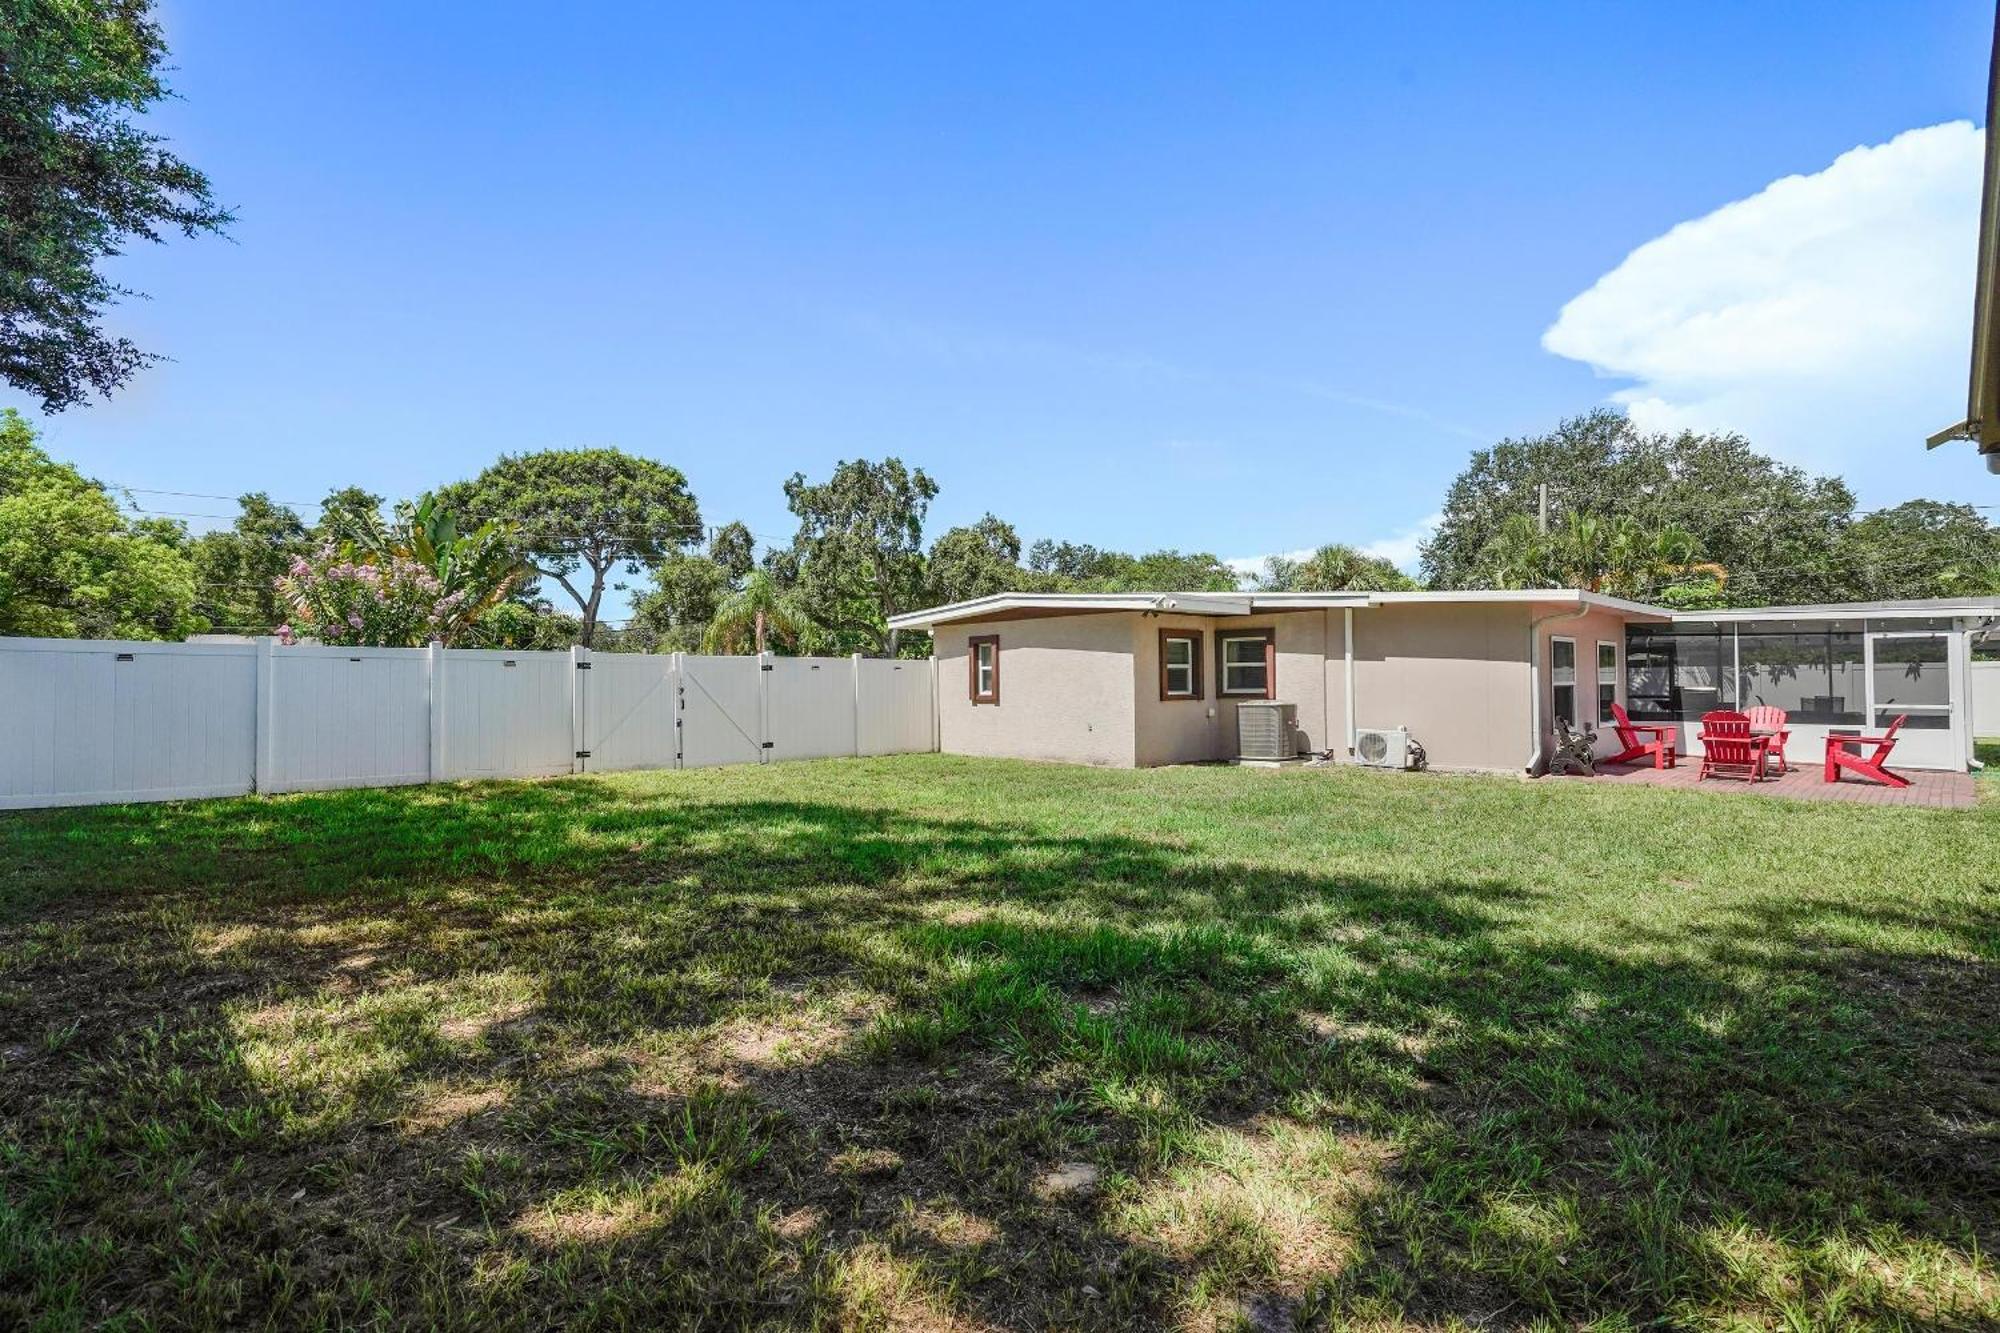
left=1482, top=510, right=1719, bottom=600
left=1262, top=543, right=1419, bottom=592
left=702, top=569, right=811, bottom=655
left=1554, top=511, right=1607, bottom=588
left=1480, top=513, right=1553, bottom=589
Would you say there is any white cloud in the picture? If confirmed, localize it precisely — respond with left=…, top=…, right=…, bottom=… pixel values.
left=1359, top=511, right=1441, bottom=572
left=1224, top=548, right=1310, bottom=587
left=1542, top=121, right=1981, bottom=470
left=1224, top=512, right=1440, bottom=588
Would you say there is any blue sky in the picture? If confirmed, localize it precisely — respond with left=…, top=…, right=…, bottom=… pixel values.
left=13, top=2, right=1997, bottom=614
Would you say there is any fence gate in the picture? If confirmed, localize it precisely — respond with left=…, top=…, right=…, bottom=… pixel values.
left=582, top=652, right=679, bottom=772
left=677, top=653, right=766, bottom=768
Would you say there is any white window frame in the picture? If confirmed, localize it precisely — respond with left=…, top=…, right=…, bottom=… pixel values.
left=1550, top=636, right=1577, bottom=727
left=969, top=635, right=999, bottom=704
left=1219, top=632, right=1272, bottom=698
left=1161, top=632, right=1198, bottom=699
left=1596, top=641, right=1618, bottom=725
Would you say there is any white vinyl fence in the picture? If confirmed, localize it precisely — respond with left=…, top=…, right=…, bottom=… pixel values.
left=1972, top=659, right=2000, bottom=739
left=0, top=638, right=937, bottom=810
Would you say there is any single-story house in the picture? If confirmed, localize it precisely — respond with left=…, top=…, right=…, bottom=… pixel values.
left=887, top=590, right=2000, bottom=773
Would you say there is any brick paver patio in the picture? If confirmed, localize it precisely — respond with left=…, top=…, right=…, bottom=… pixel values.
left=1589, top=757, right=1976, bottom=809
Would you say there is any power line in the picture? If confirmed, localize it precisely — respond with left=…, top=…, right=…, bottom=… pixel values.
left=102, top=482, right=796, bottom=536
left=116, top=503, right=793, bottom=547
left=110, top=484, right=322, bottom=509
left=119, top=502, right=720, bottom=533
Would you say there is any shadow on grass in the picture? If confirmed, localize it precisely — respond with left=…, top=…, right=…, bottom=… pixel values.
left=0, top=771, right=1995, bottom=1328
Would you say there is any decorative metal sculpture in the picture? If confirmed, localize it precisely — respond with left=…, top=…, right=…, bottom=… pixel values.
left=1548, top=717, right=1598, bottom=776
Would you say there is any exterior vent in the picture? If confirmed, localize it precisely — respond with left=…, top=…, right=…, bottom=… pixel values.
left=1237, top=700, right=1297, bottom=761
left=1354, top=726, right=1411, bottom=769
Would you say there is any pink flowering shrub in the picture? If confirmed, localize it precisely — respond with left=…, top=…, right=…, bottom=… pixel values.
left=273, top=545, right=476, bottom=646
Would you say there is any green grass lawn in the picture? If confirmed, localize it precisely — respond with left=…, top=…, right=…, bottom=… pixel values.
left=1, top=755, right=1995, bottom=1331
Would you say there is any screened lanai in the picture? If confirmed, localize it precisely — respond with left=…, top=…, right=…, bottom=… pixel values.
left=1623, top=600, right=2000, bottom=771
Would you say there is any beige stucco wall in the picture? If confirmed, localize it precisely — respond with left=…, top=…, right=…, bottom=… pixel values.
left=1351, top=603, right=1533, bottom=772
left=1533, top=605, right=1637, bottom=760
left=1131, top=610, right=1337, bottom=765
left=931, top=601, right=1647, bottom=773
left=1220, top=612, right=1331, bottom=760
left=935, top=614, right=1138, bottom=766
left=1131, top=614, right=1223, bottom=766
left=1324, top=609, right=1352, bottom=763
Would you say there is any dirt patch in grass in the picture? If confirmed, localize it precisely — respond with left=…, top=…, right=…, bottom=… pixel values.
left=401, top=1082, right=509, bottom=1132
left=438, top=998, right=536, bottom=1042
left=717, top=1000, right=870, bottom=1073
left=1117, top=1115, right=1386, bottom=1325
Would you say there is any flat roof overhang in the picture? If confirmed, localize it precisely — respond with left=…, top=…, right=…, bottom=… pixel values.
left=887, top=587, right=1669, bottom=631
left=889, top=588, right=2000, bottom=633
left=888, top=591, right=1292, bottom=630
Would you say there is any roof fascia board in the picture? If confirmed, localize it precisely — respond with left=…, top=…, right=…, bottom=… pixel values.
left=1672, top=602, right=2000, bottom=624
left=1363, top=589, right=1669, bottom=617
left=891, top=587, right=1690, bottom=631
left=887, top=591, right=1253, bottom=630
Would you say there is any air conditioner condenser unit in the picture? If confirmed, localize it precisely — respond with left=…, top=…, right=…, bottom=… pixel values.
left=1236, top=700, right=1298, bottom=762
left=1354, top=726, right=1413, bottom=770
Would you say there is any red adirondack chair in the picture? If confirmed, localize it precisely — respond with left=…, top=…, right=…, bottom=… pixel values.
left=1698, top=710, right=1770, bottom=783
left=1744, top=705, right=1791, bottom=773
left=1824, top=715, right=1910, bottom=789
left=1607, top=701, right=1677, bottom=769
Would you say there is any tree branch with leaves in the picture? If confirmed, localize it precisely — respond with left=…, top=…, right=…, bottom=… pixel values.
left=779, top=458, right=936, bottom=656
left=0, top=0, right=232, bottom=410
left=441, top=448, right=701, bottom=645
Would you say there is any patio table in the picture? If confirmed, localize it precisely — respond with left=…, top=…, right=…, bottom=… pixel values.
left=1631, top=721, right=1678, bottom=768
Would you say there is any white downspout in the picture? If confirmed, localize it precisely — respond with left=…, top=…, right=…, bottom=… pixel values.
left=1343, top=607, right=1357, bottom=759
left=1526, top=603, right=1591, bottom=773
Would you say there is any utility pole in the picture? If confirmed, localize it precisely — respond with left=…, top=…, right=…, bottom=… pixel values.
left=1537, top=482, right=1550, bottom=535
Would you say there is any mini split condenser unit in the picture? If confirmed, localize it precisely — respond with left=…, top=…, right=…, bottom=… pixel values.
left=1353, top=726, right=1413, bottom=769
left=1236, top=701, right=1298, bottom=762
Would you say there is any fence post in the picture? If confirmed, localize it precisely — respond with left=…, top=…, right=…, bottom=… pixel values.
left=570, top=644, right=591, bottom=773
left=254, top=636, right=276, bottom=793
left=427, top=641, right=446, bottom=784
left=930, top=654, right=940, bottom=753
left=851, top=653, right=864, bottom=757
left=758, top=651, right=773, bottom=763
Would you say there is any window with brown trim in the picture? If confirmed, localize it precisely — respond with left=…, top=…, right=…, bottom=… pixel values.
left=1218, top=629, right=1276, bottom=698
left=1159, top=629, right=1203, bottom=700
left=968, top=634, right=1000, bottom=704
